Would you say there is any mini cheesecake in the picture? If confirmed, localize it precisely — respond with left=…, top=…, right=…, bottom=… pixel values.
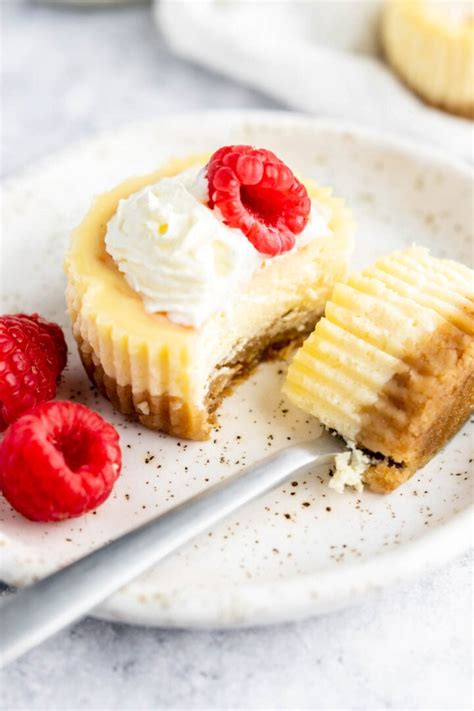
left=383, top=0, right=474, bottom=118
left=66, top=149, right=354, bottom=439
left=284, top=247, right=474, bottom=492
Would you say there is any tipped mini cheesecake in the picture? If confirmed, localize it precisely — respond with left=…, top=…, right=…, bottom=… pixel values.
left=66, top=148, right=354, bottom=439
left=284, top=247, right=474, bottom=492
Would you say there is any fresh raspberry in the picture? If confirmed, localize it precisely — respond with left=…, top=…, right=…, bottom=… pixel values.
left=206, top=145, right=311, bottom=256
left=0, top=313, right=67, bottom=430
left=0, top=401, right=121, bottom=522
left=26, top=314, right=68, bottom=375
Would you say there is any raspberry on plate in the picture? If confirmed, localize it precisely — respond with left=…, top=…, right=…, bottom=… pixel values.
left=0, top=401, right=122, bottom=522
left=0, top=313, right=67, bottom=430
left=206, top=145, right=311, bottom=256
left=26, top=313, right=68, bottom=375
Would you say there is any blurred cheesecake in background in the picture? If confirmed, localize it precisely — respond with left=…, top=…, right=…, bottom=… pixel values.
left=382, top=0, right=474, bottom=118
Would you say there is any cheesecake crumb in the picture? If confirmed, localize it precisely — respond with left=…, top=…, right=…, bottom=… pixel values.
left=329, top=442, right=369, bottom=494
left=135, top=401, right=150, bottom=415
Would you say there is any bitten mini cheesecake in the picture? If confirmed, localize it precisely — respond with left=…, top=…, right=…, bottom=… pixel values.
left=383, top=0, right=474, bottom=118
left=66, top=146, right=354, bottom=439
left=284, top=247, right=474, bottom=493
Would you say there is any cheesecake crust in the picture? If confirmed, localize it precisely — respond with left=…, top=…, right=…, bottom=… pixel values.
left=77, top=308, right=322, bottom=440
left=361, top=317, right=474, bottom=493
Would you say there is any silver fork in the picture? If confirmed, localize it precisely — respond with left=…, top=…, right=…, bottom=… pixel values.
left=0, top=437, right=345, bottom=667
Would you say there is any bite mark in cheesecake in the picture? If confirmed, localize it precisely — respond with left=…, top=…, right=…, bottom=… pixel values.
left=66, top=150, right=354, bottom=439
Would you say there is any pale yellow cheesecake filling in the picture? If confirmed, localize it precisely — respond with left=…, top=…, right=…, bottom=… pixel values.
left=104, top=165, right=334, bottom=328
left=382, top=0, right=474, bottom=117
left=66, top=155, right=354, bottom=438
left=284, top=246, right=474, bottom=489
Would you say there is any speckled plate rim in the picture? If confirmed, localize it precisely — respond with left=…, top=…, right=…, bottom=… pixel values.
left=1, top=111, right=473, bottom=629
left=94, top=505, right=473, bottom=628
left=2, top=110, right=472, bottom=190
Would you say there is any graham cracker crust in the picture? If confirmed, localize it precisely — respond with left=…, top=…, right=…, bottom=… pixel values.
left=361, top=318, right=474, bottom=493
left=77, top=309, right=321, bottom=440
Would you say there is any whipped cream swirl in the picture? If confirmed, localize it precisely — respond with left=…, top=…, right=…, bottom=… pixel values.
left=105, top=167, right=331, bottom=327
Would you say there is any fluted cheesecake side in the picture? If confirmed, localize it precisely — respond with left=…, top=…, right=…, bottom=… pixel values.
left=382, top=0, right=474, bottom=118
left=284, top=247, right=474, bottom=492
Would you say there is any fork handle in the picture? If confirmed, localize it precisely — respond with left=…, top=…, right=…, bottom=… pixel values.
left=0, top=442, right=336, bottom=667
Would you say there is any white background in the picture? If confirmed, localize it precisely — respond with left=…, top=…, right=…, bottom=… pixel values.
left=1, top=3, right=472, bottom=709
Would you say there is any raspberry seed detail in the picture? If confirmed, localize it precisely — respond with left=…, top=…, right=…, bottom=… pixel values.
left=0, top=313, right=68, bottom=430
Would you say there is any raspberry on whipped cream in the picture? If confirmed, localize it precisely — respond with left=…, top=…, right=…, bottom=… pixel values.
left=105, top=169, right=261, bottom=327
left=105, top=147, right=332, bottom=328
left=207, top=145, right=311, bottom=256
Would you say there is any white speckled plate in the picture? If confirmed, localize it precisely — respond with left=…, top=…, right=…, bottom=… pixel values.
left=1, top=112, right=473, bottom=628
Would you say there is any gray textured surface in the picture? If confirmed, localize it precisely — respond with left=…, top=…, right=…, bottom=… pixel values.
left=1, top=3, right=472, bottom=709
left=1, top=1, right=281, bottom=178
left=1, top=555, right=473, bottom=710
